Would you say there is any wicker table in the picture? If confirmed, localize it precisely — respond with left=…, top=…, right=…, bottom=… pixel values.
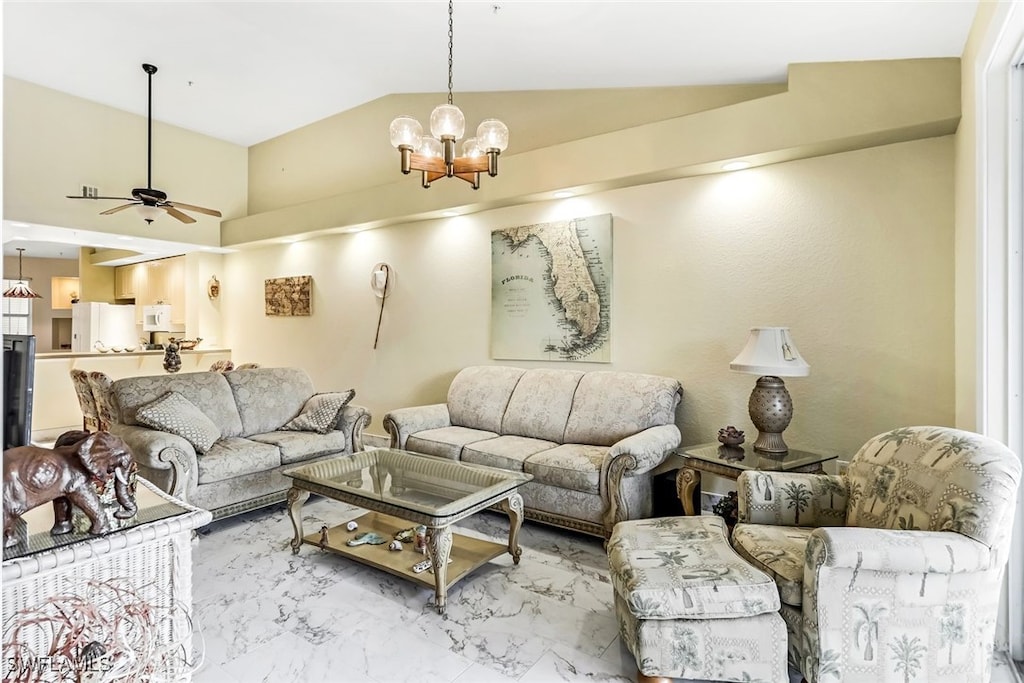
left=2, top=478, right=211, bottom=682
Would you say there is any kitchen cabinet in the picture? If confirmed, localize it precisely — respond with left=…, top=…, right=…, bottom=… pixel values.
left=114, top=265, right=137, bottom=299
left=131, top=257, right=185, bottom=328
left=50, top=277, right=80, bottom=310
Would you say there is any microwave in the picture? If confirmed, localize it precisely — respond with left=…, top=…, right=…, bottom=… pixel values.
left=142, top=304, right=171, bottom=331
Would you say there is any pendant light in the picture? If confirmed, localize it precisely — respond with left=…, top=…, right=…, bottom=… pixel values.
left=3, top=248, right=42, bottom=299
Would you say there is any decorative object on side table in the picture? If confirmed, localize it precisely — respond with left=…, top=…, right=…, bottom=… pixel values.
left=319, top=525, right=329, bottom=549
left=711, top=490, right=739, bottom=530
left=3, top=430, right=138, bottom=548
left=717, top=425, right=745, bottom=446
left=162, top=343, right=181, bottom=373
left=729, top=326, right=810, bottom=453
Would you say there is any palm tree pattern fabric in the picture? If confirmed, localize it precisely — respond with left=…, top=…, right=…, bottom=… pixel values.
left=731, top=426, right=1021, bottom=683
left=609, top=516, right=788, bottom=682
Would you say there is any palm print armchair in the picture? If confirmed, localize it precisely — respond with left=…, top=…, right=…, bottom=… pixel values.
left=730, top=426, right=1021, bottom=683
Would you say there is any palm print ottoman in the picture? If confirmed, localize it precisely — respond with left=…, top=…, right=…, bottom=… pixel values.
left=608, top=515, right=788, bottom=683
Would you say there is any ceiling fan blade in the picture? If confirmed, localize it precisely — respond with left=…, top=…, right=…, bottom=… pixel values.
left=163, top=205, right=197, bottom=224
left=166, top=201, right=222, bottom=218
left=99, top=203, right=140, bottom=215
left=66, top=195, right=136, bottom=201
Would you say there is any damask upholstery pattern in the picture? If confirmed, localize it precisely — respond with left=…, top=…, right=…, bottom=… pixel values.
left=501, top=369, right=584, bottom=443
left=249, top=430, right=348, bottom=465
left=610, top=516, right=789, bottom=683
left=107, top=367, right=370, bottom=521
left=197, top=437, right=280, bottom=484
left=224, top=367, right=316, bottom=436
left=69, top=369, right=99, bottom=431
left=87, top=371, right=117, bottom=431
left=406, top=426, right=499, bottom=461
left=136, top=391, right=222, bottom=453
left=384, top=365, right=682, bottom=537
left=563, top=371, right=681, bottom=446
left=113, top=371, right=245, bottom=437
left=461, top=435, right=557, bottom=471
left=446, top=365, right=525, bottom=433
left=731, top=426, right=1022, bottom=683
left=281, top=390, right=355, bottom=435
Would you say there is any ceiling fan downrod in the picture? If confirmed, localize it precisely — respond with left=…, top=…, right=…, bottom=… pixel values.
left=143, top=63, right=157, bottom=192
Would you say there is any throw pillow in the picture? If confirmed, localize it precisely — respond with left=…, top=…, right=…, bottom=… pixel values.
left=136, top=391, right=222, bottom=453
left=282, top=390, right=355, bottom=435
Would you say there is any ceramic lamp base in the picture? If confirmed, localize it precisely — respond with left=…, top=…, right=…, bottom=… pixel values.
left=747, top=375, right=793, bottom=454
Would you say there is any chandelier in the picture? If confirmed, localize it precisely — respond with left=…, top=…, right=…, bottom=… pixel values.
left=3, top=248, right=42, bottom=299
left=389, top=0, right=509, bottom=189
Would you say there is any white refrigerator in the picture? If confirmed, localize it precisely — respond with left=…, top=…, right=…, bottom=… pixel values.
left=71, top=302, right=138, bottom=352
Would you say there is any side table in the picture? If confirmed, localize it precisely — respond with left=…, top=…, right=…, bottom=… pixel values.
left=2, top=478, right=211, bottom=682
left=653, top=442, right=838, bottom=516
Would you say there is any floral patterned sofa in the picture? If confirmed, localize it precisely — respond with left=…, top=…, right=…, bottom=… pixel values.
left=383, top=365, right=682, bottom=538
left=731, top=426, right=1022, bottom=683
left=107, top=367, right=371, bottom=520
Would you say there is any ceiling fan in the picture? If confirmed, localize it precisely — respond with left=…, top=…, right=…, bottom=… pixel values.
left=66, top=63, right=222, bottom=225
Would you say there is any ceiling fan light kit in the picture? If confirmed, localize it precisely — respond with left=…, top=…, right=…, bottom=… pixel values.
left=65, top=63, right=222, bottom=225
left=389, top=0, right=509, bottom=190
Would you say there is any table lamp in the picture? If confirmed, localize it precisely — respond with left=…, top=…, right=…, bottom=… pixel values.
left=729, top=326, right=810, bottom=454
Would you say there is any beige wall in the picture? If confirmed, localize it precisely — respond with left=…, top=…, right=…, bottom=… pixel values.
left=2, top=77, right=248, bottom=246
left=953, top=1, right=999, bottom=433
left=2, top=255, right=78, bottom=350
left=223, top=136, right=954, bottom=457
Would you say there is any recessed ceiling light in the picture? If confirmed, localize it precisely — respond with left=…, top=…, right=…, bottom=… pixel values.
left=442, top=210, right=458, bottom=218
left=282, top=237, right=300, bottom=244
left=553, top=190, right=574, bottom=199
left=722, top=161, right=751, bottom=171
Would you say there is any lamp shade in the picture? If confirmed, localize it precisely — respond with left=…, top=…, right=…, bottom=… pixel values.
left=389, top=116, right=423, bottom=149
left=418, top=136, right=443, bottom=159
left=476, top=119, right=509, bottom=152
left=430, top=103, right=465, bottom=139
left=730, top=327, right=809, bottom=377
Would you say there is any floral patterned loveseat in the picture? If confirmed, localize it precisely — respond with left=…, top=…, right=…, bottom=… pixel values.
left=107, top=367, right=371, bottom=520
left=731, top=426, right=1022, bottom=683
left=383, top=365, right=682, bottom=538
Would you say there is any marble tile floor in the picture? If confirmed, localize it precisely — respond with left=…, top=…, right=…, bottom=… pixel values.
left=189, top=498, right=1022, bottom=683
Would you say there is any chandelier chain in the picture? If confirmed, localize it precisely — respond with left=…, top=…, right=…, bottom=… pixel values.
left=447, top=0, right=454, bottom=105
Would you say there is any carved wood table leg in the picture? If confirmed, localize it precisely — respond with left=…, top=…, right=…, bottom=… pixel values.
left=676, top=466, right=700, bottom=516
left=426, top=525, right=454, bottom=614
left=501, top=492, right=525, bottom=565
left=637, top=673, right=672, bottom=683
left=287, top=487, right=310, bottom=555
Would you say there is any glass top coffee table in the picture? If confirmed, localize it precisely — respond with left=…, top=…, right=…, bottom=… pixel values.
left=284, top=448, right=532, bottom=613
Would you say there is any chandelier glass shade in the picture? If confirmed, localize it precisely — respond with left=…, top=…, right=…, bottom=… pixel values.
left=389, top=0, right=509, bottom=189
left=3, top=248, right=42, bottom=299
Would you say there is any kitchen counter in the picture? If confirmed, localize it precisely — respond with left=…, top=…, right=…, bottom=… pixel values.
left=38, top=348, right=231, bottom=359
left=31, top=349, right=233, bottom=439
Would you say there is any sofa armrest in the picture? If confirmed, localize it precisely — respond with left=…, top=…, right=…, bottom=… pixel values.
left=599, top=424, right=681, bottom=536
left=806, top=527, right=993, bottom=576
left=335, top=403, right=372, bottom=452
left=736, top=471, right=848, bottom=527
left=107, top=423, right=197, bottom=502
left=383, top=404, right=452, bottom=449
left=606, top=424, right=682, bottom=476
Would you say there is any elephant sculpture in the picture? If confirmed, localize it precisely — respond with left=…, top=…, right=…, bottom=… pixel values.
left=3, top=430, right=138, bottom=548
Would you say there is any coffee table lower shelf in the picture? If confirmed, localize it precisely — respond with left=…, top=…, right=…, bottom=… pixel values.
left=301, top=511, right=507, bottom=593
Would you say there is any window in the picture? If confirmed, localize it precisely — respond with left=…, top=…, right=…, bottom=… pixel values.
left=2, top=279, right=33, bottom=335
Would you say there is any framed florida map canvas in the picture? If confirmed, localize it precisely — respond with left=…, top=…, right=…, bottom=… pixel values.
left=491, top=213, right=612, bottom=362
